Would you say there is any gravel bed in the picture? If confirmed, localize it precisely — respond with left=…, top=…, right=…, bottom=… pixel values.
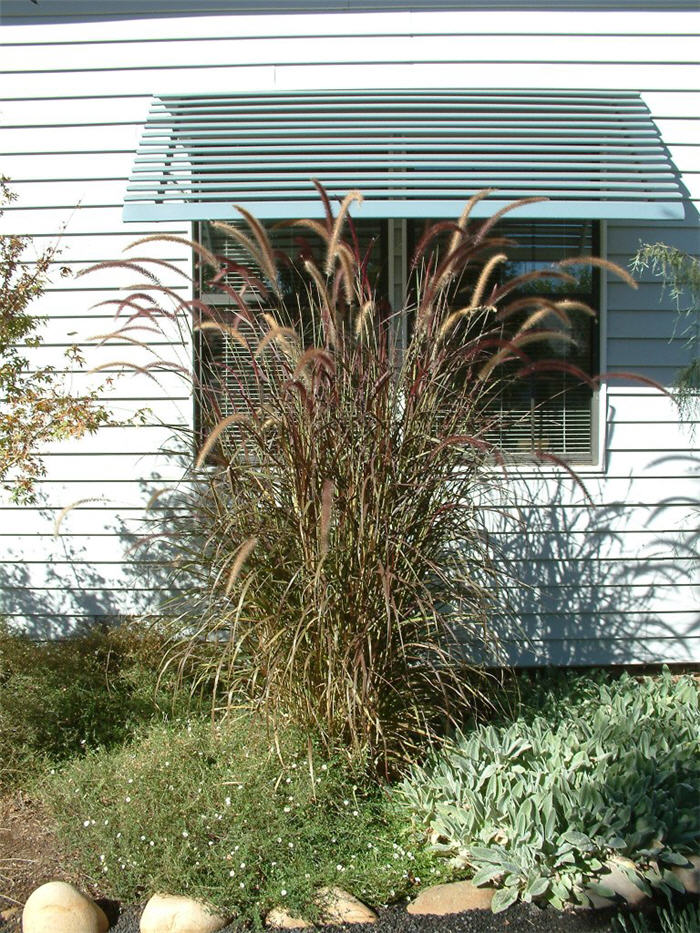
left=105, top=900, right=623, bottom=933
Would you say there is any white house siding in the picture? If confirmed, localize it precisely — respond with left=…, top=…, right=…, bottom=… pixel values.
left=0, top=5, right=698, bottom=661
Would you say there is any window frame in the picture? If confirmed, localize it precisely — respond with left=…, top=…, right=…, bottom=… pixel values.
left=191, top=216, right=607, bottom=470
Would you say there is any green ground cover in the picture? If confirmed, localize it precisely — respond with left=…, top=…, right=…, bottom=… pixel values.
left=1, top=626, right=697, bottom=928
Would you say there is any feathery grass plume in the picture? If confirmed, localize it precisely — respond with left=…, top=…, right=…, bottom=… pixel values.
left=89, top=191, right=636, bottom=773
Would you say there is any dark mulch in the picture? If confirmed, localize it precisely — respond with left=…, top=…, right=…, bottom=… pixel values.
left=97, top=900, right=623, bottom=933
left=79, top=898, right=664, bottom=933
left=4, top=890, right=696, bottom=932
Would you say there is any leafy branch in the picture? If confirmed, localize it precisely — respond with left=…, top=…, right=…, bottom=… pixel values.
left=631, top=242, right=699, bottom=421
left=0, top=177, right=110, bottom=503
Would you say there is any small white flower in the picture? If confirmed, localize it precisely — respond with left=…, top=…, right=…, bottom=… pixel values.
left=83, top=820, right=90, bottom=827
left=283, top=806, right=291, bottom=813
left=239, top=882, right=245, bottom=889
left=229, top=870, right=235, bottom=877
left=281, top=889, right=287, bottom=897
left=182, top=830, right=189, bottom=838
left=125, top=796, right=131, bottom=803
left=225, top=797, right=231, bottom=807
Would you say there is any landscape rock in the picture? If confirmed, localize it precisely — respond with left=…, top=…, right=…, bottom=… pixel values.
left=407, top=880, right=495, bottom=915
left=139, top=893, right=227, bottom=933
left=265, top=906, right=312, bottom=929
left=581, top=886, right=617, bottom=910
left=671, top=854, right=700, bottom=894
left=592, top=858, right=650, bottom=907
left=22, top=881, right=110, bottom=933
left=316, top=887, right=377, bottom=925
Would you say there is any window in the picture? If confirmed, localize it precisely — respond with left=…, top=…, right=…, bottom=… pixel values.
left=194, top=217, right=599, bottom=463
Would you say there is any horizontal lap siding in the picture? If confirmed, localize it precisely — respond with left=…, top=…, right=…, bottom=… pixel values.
left=1, top=8, right=698, bottom=662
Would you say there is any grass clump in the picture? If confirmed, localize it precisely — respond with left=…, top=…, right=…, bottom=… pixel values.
left=615, top=902, right=700, bottom=933
left=41, top=715, right=446, bottom=926
left=0, top=620, right=202, bottom=789
left=87, top=188, right=635, bottom=772
left=397, top=669, right=700, bottom=912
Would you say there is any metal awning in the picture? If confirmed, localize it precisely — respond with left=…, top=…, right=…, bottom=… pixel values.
left=123, top=90, right=685, bottom=222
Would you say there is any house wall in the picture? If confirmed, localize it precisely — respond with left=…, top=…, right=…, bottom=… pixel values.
left=1, top=6, right=698, bottom=661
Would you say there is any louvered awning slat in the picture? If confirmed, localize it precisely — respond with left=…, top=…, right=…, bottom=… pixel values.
left=123, top=90, right=684, bottom=222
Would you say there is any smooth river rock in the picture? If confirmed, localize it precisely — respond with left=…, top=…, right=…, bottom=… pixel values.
left=22, top=881, right=110, bottom=933
left=316, top=887, right=377, bottom=925
left=671, top=854, right=700, bottom=894
left=265, top=906, right=312, bottom=929
left=407, top=880, right=495, bottom=915
left=139, top=893, right=228, bottom=933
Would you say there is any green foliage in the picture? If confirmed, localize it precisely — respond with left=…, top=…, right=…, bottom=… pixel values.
left=88, top=189, right=633, bottom=772
left=631, top=242, right=700, bottom=422
left=0, top=177, right=109, bottom=502
left=41, top=716, right=446, bottom=926
left=397, top=669, right=700, bottom=912
left=0, top=620, right=200, bottom=789
left=614, top=902, right=700, bottom=933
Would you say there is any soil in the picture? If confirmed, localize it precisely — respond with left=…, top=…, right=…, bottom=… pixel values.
left=0, top=790, right=99, bottom=909
left=0, top=792, right=693, bottom=933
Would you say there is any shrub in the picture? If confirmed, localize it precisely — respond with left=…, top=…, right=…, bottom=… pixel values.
left=0, top=177, right=109, bottom=503
left=87, top=188, right=634, bottom=771
left=41, top=715, right=446, bottom=924
left=397, top=669, right=700, bottom=912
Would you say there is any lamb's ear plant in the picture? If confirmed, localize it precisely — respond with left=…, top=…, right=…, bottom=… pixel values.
left=83, top=187, right=635, bottom=773
left=397, top=669, right=699, bottom=912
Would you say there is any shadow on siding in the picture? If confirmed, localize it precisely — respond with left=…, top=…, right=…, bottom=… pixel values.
left=489, top=466, right=700, bottom=666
